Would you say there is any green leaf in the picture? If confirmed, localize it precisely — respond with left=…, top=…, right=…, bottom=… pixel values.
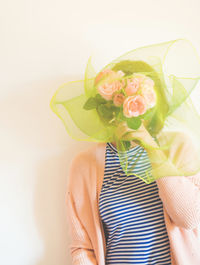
left=106, top=100, right=113, bottom=107
left=97, top=104, right=113, bottom=120
left=95, top=94, right=107, bottom=104
left=83, top=97, right=97, bottom=110
left=110, top=105, right=120, bottom=114
left=126, top=117, right=142, bottom=130
left=140, top=107, right=156, bottom=120
left=117, top=110, right=127, bottom=121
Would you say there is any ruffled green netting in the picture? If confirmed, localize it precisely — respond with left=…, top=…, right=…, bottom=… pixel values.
left=50, top=39, right=200, bottom=184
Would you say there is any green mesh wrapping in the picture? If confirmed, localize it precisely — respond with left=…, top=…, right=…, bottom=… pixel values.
left=50, top=39, right=200, bottom=184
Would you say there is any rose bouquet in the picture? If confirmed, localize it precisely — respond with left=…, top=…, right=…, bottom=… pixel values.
left=50, top=39, right=200, bottom=183
left=83, top=68, right=157, bottom=134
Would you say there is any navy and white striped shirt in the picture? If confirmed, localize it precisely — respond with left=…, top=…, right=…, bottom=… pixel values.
left=99, top=142, right=171, bottom=264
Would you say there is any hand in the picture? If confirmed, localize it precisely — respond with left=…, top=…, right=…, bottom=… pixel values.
left=115, top=120, right=182, bottom=177
left=115, top=120, right=158, bottom=148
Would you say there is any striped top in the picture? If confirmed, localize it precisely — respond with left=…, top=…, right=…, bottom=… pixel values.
left=99, top=142, right=171, bottom=264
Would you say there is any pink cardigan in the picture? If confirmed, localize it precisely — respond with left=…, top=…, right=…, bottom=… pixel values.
left=66, top=133, right=200, bottom=265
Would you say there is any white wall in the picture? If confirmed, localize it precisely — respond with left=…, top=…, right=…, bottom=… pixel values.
left=0, top=0, right=200, bottom=264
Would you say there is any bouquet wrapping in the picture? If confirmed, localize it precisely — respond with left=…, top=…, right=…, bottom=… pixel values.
left=50, top=39, right=200, bottom=183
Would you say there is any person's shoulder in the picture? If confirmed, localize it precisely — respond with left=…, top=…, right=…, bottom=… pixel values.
left=157, top=131, right=199, bottom=174
left=70, top=142, right=106, bottom=168
left=68, top=142, right=106, bottom=180
left=67, top=142, right=106, bottom=190
left=157, top=130, right=195, bottom=152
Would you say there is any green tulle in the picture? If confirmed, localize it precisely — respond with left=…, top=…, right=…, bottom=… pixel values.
left=50, top=39, right=200, bottom=184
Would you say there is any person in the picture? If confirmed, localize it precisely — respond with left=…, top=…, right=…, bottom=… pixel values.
left=66, top=118, right=200, bottom=265
left=50, top=39, right=200, bottom=264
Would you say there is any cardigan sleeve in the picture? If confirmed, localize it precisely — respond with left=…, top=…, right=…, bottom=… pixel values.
left=156, top=173, right=200, bottom=230
left=66, top=154, right=97, bottom=265
left=156, top=132, right=200, bottom=230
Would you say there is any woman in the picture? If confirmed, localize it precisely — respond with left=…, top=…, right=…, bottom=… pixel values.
left=50, top=39, right=200, bottom=264
left=66, top=119, right=200, bottom=265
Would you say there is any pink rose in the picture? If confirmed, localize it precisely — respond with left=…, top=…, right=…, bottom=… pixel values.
left=95, top=69, right=125, bottom=85
left=123, top=95, right=147, bottom=118
left=143, top=77, right=154, bottom=88
left=125, top=78, right=140, bottom=96
left=95, top=69, right=115, bottom=85
left=121, top=79, right=125, bottom=87
left=141, top=86, right=156, bottom=109
left=114, top=80, right=124, bottom=91
left=116, top=70, right=125, bottom=78
left=97, top=80, right=123, bottom=100
left=113, top=93, right=125, bottom=106
left=133, top=73, right=146, bottom=84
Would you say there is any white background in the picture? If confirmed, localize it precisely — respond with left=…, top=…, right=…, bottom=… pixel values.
left=1, top=0, right=200, bottom=264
